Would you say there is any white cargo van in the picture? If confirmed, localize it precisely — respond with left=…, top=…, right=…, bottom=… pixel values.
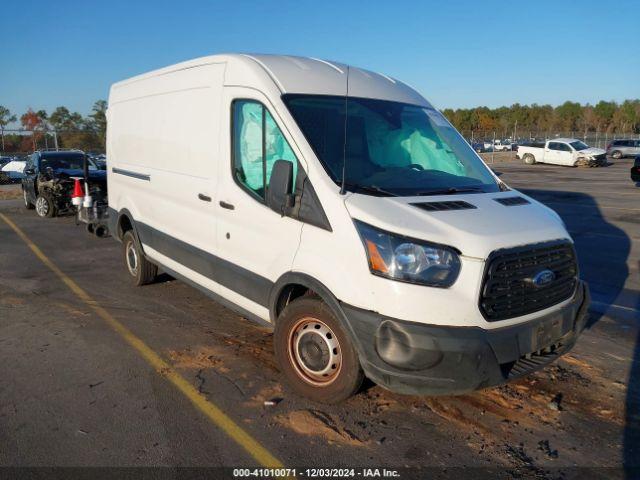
left=107, top=54, right=589, bottom=403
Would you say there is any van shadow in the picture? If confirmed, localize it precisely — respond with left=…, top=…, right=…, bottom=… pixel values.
left=520, top=188, right=639, bottom=473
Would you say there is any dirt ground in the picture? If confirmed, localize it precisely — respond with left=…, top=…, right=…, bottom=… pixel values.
left=0, top=184, right=21, bottom=200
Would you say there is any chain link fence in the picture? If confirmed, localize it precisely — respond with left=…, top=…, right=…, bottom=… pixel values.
left=3, top=126, right=638, bottom=186
left=0, top=151, right=29, bottom=188
left=1, top=128, right=105, bottom=187
left=460, top=129, right=640, bottom=152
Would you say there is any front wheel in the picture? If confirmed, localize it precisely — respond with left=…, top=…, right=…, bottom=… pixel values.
left=611, top=150, right=622, bottom=159
left=274, top=297, right=364, bottom=403
left=122, top=230, right=157, bottom=286
left=35, top=193, right=56, bottom=217
left=23, top=189, right=34, bottom=210
left=523, top=153, right=536, bottom=165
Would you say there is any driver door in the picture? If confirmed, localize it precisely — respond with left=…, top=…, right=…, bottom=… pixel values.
left=546, top=142, right=569, bottom=165
left=23, top=153, right=38, bottom=202
left=555, top=143, right=575, bottom=166
left=214, top=87, right=304, bottom=318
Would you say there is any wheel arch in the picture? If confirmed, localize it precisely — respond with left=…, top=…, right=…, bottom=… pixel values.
left=114, top=208, right=141, bottom=244
left=269, top=272, right=346, bottom=326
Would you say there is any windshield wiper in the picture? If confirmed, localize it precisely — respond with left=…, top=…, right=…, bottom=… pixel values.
left=343, top=183, right=398, bottom=197
left=414, top=186, right=485, bottom=196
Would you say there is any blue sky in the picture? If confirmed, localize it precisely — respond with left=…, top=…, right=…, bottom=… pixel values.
left=2, top=0, right=639, bottom=122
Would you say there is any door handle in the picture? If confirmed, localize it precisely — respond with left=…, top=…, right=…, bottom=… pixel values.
left=219, top=200, right=235, bottom=210
left=198, top=193, right=211, bottom=202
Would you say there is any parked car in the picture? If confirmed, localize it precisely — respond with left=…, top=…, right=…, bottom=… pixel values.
left=0, top=156, right=12, bottom=180
left=517, top=138, right=607, bottom=167
left=107, top=54, right=589, bottom=403
left=1, top=159, right=26, bottom=182
left=631, top=157, right=640, bottom=182
left=22, top=150, right=106, bottom=218
left=471, top=142, right=484, bottom=153
left=607, top=139, right=640, bottom=159
left=493, top=140, right=512, bottom=152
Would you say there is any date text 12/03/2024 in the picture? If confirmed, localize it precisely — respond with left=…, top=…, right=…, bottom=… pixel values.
left=232, top=468, right=401, bottom=478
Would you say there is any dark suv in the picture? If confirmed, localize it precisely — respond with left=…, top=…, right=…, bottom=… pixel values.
left=22, top=150, right=106, bottom=218
left=607, top=139, right=640, bottom=159
left=631, top=157, right=640, bottom=183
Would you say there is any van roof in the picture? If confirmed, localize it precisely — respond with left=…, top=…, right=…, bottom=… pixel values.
left=110, top=53, right=431, bottom=107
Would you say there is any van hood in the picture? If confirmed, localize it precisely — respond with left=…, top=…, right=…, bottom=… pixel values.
left=344, top=191, right=570, bottom=260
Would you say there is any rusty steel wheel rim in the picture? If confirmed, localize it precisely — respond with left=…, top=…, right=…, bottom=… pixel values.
left=287, top=317, right=342, bottom=386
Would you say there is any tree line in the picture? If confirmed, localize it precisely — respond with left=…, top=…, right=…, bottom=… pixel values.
left=2, top=98, right=640, bottom=154
left=442, top=99, right=640, bottom=137
left=0, top=101, right=106, bottom=154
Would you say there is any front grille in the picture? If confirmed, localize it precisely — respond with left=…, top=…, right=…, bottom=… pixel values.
left=480, top=240, right=577, bottom=321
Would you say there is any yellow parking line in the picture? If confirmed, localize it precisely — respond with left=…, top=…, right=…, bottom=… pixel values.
left=0, top=213, right=284, bottom=469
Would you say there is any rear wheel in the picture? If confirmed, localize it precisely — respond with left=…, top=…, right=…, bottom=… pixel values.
left=23, top=189, right=34, bottom=210
left=122, top=230, right=157, bottom=286
left=35, top=193, right=56, bottom=218
left=274, top=297, right=364, bottom=403
left=611, top=150, right=622, bottom=159
left=523, top=153, right=536, bottom=165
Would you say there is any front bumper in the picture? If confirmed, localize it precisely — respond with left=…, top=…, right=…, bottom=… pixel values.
left=341, top=281, right=590, bottom=396
left=575, top=156, right=607, bottom=167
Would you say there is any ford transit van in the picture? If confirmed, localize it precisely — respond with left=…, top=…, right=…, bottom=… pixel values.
left=107, top=54, right=589, bottom=403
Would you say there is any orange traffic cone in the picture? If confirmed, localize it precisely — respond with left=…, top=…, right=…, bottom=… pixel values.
left=71, top=178, right=84, bottom=206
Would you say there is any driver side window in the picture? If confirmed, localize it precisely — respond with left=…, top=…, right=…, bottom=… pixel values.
left=232, top=100, right=298, bottom=202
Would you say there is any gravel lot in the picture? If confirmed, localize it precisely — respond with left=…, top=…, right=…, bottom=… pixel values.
left=0, top=158, right=638, bottom=478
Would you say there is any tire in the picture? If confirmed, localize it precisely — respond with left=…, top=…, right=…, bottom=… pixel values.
left=274, top=296, right=364, bottom=403
left=23, top=189, right=34, bottom=210
left=35, top=193, right=56, bottom=218
left=122, top=230, right=157, bottom=286
left=611, top=150, right=622, bottom=159
left=523, top=153, right=536, bottom=165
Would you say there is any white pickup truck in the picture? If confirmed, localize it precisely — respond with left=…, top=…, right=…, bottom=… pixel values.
left=517, top=138, right=607, bottom=167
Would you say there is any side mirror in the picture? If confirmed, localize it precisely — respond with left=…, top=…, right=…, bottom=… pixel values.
left=267, top=160, right=295, bottom=216
left=24, top=168, right=35, bottom=175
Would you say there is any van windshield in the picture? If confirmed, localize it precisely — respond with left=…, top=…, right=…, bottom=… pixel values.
left=283, top=94, right=500, bottom=196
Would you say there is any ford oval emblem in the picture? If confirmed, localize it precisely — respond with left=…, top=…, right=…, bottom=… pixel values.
left=531, top=269, right=556, bottom=287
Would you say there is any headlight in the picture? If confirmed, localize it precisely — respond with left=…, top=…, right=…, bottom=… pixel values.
left=353, top=220, right=461, bottom=287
